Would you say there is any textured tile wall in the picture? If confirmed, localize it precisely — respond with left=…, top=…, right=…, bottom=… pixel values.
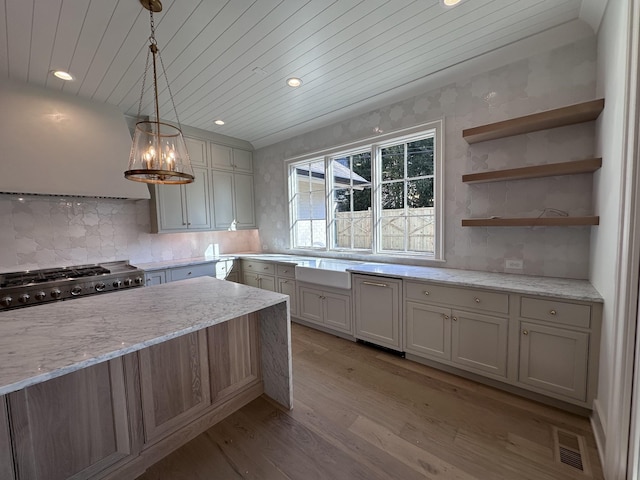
left=253, top=37, right=598, bottom=279
left=0, top=195, right=261, bottom=272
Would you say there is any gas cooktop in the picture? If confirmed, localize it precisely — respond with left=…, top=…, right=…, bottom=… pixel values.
left=0, top=260, right=145, bottom=310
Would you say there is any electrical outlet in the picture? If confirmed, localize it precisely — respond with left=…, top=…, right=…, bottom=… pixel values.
left=505, top=259, right=523, bottom=270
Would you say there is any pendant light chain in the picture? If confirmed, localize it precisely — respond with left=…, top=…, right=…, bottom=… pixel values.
left=125, top=0, right=194, bottom=185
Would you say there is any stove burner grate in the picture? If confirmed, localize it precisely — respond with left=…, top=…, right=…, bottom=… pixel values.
left=0, top=265, right=111, bottom=288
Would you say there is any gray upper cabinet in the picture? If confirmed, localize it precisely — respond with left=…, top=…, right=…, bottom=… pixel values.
left=151, top=166, right=211, bottom=232
left=184, top=137, right=208, bottom=167
left=149, top=135, right=255, bottom=233
left=211, top=170, right=255, bottom=230
left=210, top=144, right=233, bottom=169
left=210, top=144, right=253, bottom=173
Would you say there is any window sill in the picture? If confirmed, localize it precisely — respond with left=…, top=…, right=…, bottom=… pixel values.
left=283, top=249, right=446, bottom=267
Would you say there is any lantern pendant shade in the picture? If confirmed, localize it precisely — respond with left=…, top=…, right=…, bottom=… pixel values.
left=126, top=120, right=194, bottom=184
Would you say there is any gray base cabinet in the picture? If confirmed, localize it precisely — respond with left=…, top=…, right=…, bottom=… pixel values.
left=144, top=260, right=238, bottom=287
left=402, top=278, right=601, bottom=407
left=353, top=275, right=402, bottom=350
left=404, top=281, right=510, bottom=381
left=452, top=310, right=508, bottom=378
left=298, top=283, right=352, bottom=334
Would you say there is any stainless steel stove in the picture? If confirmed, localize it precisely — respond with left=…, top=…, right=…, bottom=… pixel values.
left=0, top=260, right=145, bottom=310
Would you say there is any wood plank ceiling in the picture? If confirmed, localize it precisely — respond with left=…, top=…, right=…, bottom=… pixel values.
left=0, top=0, right=596, bottom=148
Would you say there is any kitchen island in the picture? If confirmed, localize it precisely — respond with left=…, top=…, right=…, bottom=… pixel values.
left=0, top=277, right=292, bottom=480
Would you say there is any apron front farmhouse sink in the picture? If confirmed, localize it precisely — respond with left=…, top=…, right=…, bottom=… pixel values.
left=294, top=259, right=362, bottom=289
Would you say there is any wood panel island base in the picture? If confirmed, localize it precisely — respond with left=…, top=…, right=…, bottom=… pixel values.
left=0, top=277, right=292, bottom=480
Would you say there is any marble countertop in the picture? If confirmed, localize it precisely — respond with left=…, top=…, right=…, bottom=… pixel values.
left=348, top=264, right=602, bottom=302
left=134, top=254, right=602, bottom=302
left=136, top=256, right=238, bottom=271
left=0, top=277, right=288, bottom=396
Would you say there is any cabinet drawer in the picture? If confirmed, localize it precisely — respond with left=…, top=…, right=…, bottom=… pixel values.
left=520, top=297, right=591, bottom=328
left=170, top=263, right=214, bottom=281
left=276, top=264, right=296, bottom=278
left=405, top=281, right=509, bottom=315
left=215, top=260, right=234, bottom=279
left=242, top=260, right=275, bottom=275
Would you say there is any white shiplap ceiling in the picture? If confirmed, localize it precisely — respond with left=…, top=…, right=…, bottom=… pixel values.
left=0, top=0, right=604, bottom=149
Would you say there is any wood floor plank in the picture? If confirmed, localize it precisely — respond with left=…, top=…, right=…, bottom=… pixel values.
left=349, top=414, right=480, bottom=480
left=136, top=323, right=604, bottom=480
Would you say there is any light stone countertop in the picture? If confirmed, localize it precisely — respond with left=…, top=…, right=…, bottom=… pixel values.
left=134, top=254, right=602, bottom=302
left=136, top=256, right=237, bottom=271
left=0, top=277, right=289, bottom=396
left=348, top=264, right=603, bottom=302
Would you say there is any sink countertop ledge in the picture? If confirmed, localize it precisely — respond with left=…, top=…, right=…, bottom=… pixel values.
left=0, top=277, right=289, bottom=397
left=347, top=264, right=602, bottom=303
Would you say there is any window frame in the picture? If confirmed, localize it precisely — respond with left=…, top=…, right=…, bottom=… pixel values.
left=286, top=120, right=444, bottom=260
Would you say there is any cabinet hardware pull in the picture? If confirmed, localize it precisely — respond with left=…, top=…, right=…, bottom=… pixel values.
left=549, top=309, right=557, bottom=316
left=523, top=330, right=529, bottom=335
left=264, top=266, right=269, bottom=270
left=283, top=280, right=289, bottom=284
left=362, top=281, right=388, bottom=287
left=452, top=316, right=458, bottom=321
left=443, top=314, right=450, bottom=320
left=474, top=297, right=481, bottom=303
left=423, top=291, right=430, bottom=296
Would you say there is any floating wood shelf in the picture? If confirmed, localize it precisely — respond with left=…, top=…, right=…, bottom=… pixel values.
left=462, top=158, right=602, bottom=184
left=463, top=99, right=605, bottom=144
left=462, top=216, right=600, bottom=227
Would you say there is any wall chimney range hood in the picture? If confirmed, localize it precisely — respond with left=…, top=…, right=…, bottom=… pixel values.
left=0, top=79, right=150, bottom=200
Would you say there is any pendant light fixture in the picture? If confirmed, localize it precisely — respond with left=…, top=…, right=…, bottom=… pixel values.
left=125, top=0, right=194, bottom=185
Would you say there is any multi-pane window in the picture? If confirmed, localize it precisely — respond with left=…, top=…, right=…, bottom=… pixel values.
left=331, top=152, right=372, bottom=250
left=290, top=160, right=327, bottom=248
left=288, top=122, right=441, bottom=258
left=379, top=137, right=434, bottom=253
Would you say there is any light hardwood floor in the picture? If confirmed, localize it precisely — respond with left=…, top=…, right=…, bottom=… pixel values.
left=137, top=323, right=604, bottom=480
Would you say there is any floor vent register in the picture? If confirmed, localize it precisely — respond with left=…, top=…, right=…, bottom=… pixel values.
left=553, top=426, right=591, bottom=475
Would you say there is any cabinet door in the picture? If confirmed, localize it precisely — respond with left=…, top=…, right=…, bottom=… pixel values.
left=0, top=397, right=14, bottom=480
left=9, top=359, right=135, bottom=480
left=210, top=143, right=233, bottom=169
left=145, top=270, right=166, bottom=286
left=323, top=291, right=352, bottom=333
left=233, top=172, right=255, bottom=228
left=226, top=270, right=240, bottom=283
left=405, top=301, right=451, bottom=360
left=518, top=322, right=589, bottom=401
left=184, top=137, right=207, bottom=167
left=138, top=332, right=211, bottom=445
left=354, top=276, right=401, bottom=350
left=243, top=272, right=261, bottom=289
left=451, top=310, right=508, bottom=377
left=298, top=285, right=324, bottom=325
left=207, top=314, right=261, bottom=403
left=185, top=166, right=211, bottom=230
left=278, top=278, right=297, bottom=317
left=258, top=274, right=276, bottom=292
left=232, top=149, right=253, bottom=172
left=211, top=170, right=235, bottom=229
left=156, top=183, right=186, bottom=231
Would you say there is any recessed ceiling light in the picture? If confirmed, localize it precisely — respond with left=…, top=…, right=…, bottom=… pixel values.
left=52, top=70, right=74, bottom=81
left=286, top=77, right=302, bottom=88
left=441, top=0, right=462, bottom=6
left=214, top=120, right=225, bottom=126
